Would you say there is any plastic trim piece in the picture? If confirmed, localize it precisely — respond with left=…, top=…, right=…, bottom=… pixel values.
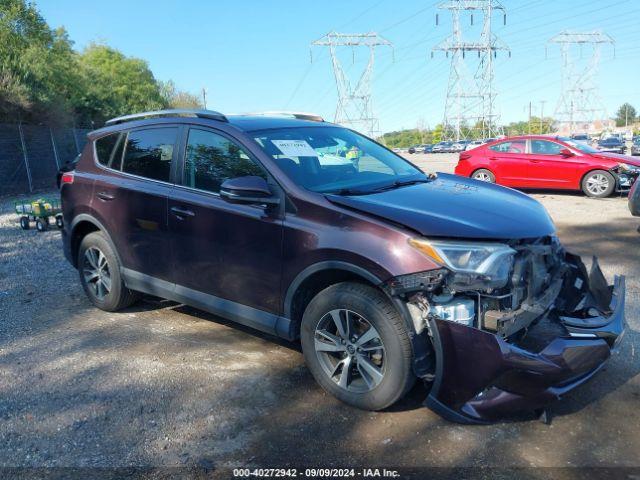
left=105, top=109, right=228, bottom=126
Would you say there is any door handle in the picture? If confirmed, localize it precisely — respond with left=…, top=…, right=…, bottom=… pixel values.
left=529, top=159, right=541, bottom=163
left=96, top=192, right=115, bottom=201
left=171, top=206, right=195, bottom=218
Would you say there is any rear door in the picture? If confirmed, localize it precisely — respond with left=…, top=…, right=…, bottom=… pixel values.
left=168, top=126, right=284, bottom=314
left=486, top=139, right=530, bottom=186
left=526, top=139, right=583, bottom=188
left=92, top=126, right=178, bottom=282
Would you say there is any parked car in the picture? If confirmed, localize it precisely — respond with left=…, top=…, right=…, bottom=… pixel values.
left=597, top=137, right=626, bottom=154
left=432, top=141, right=453, bottom=153
left=455, top=135, right=640, bottom=198
left=408, top=145, right=419, bottom=154
left=60, top=110, right=625, bottom=424
left=465, top=140, right=485, bottom=150
left=451, top=140, right=471, bottom=152
left=631, top=137, right=640, bottom=156
left=422, top=144, right=433, bottom=153
left=570, top=133, right=590, bottom=142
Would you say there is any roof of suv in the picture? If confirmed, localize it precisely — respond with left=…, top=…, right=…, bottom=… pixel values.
left=90, top=110, right=333, bottom=138
left=226, top=115, right=331, bottom=131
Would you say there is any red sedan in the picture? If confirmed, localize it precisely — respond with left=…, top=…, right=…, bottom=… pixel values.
left=454, top=135, right=640, bottom=198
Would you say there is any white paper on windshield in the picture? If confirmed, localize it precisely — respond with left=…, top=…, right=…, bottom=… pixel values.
left=271, top=139, right=318, bottom=157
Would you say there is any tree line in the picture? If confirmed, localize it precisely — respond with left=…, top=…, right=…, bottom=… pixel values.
left=0, top=0, right=202, bottom=127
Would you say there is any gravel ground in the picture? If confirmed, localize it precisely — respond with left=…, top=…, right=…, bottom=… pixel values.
left=0, top=155, right=639, bottom=478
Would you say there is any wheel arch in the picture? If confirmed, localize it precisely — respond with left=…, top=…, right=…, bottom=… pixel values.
left=471, top=167, right=496, bottom=181
left=284, top=261, right=383, bottom=339
left=69, top=214, right=121, bottom=269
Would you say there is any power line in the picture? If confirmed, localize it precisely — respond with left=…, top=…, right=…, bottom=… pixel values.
left=311, top=32, right=393, bottom=137
left=433, top=0, right=510, bottom=140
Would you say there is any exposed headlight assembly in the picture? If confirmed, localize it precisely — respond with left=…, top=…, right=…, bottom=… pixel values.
left=408, top=239, right=516, bottom=291
left=618, top=163, right=640, bottom=174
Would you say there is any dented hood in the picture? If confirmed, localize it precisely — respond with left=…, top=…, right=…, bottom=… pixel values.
left=326, top=173, right=556, bottom=239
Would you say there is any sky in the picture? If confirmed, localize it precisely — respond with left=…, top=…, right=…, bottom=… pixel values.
left=37, top=0, right=640, bottom=133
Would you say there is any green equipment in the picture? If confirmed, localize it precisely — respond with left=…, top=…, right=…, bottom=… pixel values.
left=15, top=198, right=63, bottom=232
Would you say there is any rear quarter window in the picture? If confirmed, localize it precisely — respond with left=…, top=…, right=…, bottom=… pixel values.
left=95, top=133, right=121, bottom=167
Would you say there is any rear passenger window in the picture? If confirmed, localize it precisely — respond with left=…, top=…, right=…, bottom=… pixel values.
left=95, top=133, right=120, bottom=167
left=184, top=128, right=266, bottom=193
left=489, top=140, right=526, bottom=154
left=122, top=128, right=177, bottom=182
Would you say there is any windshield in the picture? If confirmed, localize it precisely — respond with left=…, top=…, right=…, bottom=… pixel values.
left=252, top=126, right=426, bottom=194
left=558, top=136, right=599, bottom=154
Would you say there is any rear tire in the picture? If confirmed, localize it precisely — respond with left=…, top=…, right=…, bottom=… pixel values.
left=55, top=215, right=64, bottom=229
left=78, top=231, right=140, bottom=311
left=35, top=218, right=49, bottom=232
left=472, top=168, right=495, bottom=183
left=582, top=170, right=615, bottom=198
left=300, top=282, right=415, bottom=411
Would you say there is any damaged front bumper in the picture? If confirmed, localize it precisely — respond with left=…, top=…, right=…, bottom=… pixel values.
left=390, top=254, right=626, bottom=424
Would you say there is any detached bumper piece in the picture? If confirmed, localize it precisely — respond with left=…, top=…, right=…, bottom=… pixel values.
left=425, top=255, right=626, bottom=424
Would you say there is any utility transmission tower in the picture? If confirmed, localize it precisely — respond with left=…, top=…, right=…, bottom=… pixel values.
left=432, top=0, right=509, bottom=141
left=311, top=32, right=392, bottom=138
left=548, top=30, right=615, bottom=134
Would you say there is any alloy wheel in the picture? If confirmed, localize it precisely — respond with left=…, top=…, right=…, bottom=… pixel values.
left=314, top=309, right=386, bottom=393
left=473, top=172, right=492, bottom=182
left=82, top=247, right=112, bottom=300
left=586, top=173, right=610, bottom=196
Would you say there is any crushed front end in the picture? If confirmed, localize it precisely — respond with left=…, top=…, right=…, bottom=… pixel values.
left=385, top=236, right=626, bottom=423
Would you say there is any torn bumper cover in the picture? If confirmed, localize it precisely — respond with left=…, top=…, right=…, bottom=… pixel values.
left=391, top=253, right=626, bottom=424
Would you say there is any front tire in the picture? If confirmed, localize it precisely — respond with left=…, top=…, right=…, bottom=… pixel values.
left=78, top=231, right=139, bottom=311
left=582, top=170, right=615, bottom=198
left=300, top=282, right=415, bottom=411
left=472, top=168, right=495, bottom=183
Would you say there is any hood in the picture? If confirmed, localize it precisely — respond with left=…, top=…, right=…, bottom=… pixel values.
left=590, top=152, right=640, bottom=167
left=326, top=173, right=556, bottom=240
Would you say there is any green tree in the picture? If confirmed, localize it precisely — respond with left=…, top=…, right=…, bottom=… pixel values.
left=159, top=80, right=203, bottom=109
left=431, top=124, right=444, bottom=143
left=0, top=0, right=80, bottom=122
left=615, top=103, right=637, bottom=127
left=78, top=44, right=167, bottom=124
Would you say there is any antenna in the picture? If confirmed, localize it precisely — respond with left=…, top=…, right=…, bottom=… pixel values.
left=311, top=32, right=393, bottom=138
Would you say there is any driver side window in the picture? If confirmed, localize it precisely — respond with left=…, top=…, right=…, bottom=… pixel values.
left=530, top=140, right=563, bottom=155
left=184, top=128, right=266, bottom=193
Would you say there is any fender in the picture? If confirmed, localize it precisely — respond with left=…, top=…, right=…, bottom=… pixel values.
left=283, top=261, right=382, bottom=319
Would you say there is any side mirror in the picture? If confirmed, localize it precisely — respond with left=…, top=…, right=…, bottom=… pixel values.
left=560, top=148, right=575, bottom=157
left=220, top=176, right=280, bottom=205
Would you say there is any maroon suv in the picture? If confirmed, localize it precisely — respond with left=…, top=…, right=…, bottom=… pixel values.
left=60, top=109, right=625, bottom=423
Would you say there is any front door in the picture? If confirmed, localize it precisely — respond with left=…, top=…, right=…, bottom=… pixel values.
left=526, top=139, right=581, bottom=188
left=168, top=127, right=283, bottom=315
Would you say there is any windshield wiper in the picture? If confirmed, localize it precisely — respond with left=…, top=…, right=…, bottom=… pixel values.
left=324, top=187, right=375, bottom=196
left=373, top=177, right=431, bottom=192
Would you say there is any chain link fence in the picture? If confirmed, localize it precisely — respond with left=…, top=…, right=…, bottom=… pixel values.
left=0, top=123, right=91, bottom=196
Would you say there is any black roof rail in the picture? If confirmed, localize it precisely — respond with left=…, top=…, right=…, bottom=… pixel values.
left=105, top=109, right=228, bottom=126
left=242, top=111, right=325, bottom=122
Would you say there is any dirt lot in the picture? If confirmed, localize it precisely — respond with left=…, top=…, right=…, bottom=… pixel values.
left=0, top=153, right=639, bottom=477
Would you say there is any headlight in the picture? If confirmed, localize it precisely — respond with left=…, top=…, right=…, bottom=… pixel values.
left=619, top=163, right=640, bottom=173
left=408, top=238, right=516, bottom=291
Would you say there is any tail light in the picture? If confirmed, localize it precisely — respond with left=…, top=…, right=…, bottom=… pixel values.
left=459, top=152, right=471, bottom=161
left=61, top=172, right=74, bottom=186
